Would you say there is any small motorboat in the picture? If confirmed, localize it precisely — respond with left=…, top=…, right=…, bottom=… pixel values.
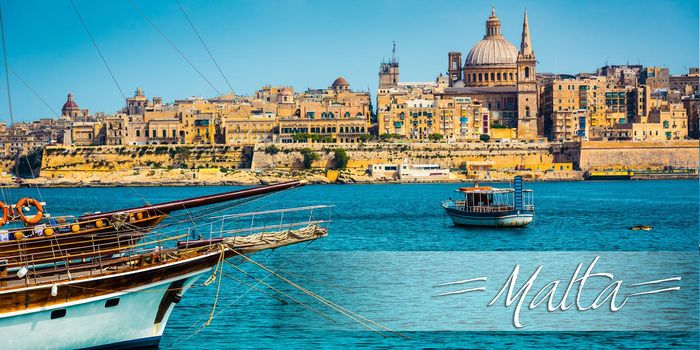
left=629, top=225, right=653, bottom=231
left=442, top=176, right=534, bottom=227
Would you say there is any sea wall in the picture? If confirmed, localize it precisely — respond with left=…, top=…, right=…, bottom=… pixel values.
left=556, top=140, right=700, bottom=170
left=251, top=142, right=556, bottom=170
left=40, top=145, right=251, bottom=179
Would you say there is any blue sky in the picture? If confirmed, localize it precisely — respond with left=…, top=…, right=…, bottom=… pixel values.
left=1, top=0, right=698, bottom=122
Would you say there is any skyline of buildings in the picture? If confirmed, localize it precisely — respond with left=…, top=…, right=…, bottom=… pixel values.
left=1, top=7, right=698, bottom=156
left=0, top=1, right=698, bottom=121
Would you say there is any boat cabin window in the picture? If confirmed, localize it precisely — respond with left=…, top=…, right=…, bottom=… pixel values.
left=465, top=193, right=491, bottom=207
left=105, top=298, right=120, bottom=308
left=51, top=309, right=67, bottom=319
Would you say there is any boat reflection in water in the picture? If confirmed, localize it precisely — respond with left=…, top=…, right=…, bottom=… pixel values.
left=442, top=176, right=534, bottom=227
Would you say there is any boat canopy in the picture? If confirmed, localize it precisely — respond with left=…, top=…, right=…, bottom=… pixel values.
left=457, top=187, right=512, bottom=194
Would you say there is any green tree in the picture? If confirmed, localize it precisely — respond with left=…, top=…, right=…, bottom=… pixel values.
left=379, top=133, right=401, bottom=141
left=263, top=144, right=280, bottom=155
left=428, top=133, right=443, bottom=141
left=358, top=134, right=373, bottom=143
left=332, top=148, right=350, bottom=169
left=299, top=148, right=320, bottom=169
left=479, top=134, right=491, bottom=142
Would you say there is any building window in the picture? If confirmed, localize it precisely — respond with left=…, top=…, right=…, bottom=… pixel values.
left=497, top=73, right=501, bottom=81
left=478, top=73, right=483, bottom=82
left=490, top=73, right=495, bottom=81
left=136, top=130, right=140, bottom=137
left=525, top=67, right=530, bottom=78
left=344, top=112, right=350, bottom=118
left=472, top=73, right=476, bottom=82
left=510, top=73, right=514, bottom=80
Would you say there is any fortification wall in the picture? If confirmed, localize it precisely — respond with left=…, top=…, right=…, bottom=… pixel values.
left=40, top=145, right=251, bottom=178
left=559, top=140, right=699, bottom=170
left=251, top=142, right=556, bottom=170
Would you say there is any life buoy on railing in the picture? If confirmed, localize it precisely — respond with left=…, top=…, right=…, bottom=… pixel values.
left=15, top=197, right=44, bottom=225
left=0, top=201, right=9, bottom=226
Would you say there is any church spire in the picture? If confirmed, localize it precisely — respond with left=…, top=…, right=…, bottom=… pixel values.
left=520, top=9, right=533, bottom=56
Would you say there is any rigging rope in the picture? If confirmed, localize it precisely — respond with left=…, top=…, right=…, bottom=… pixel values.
left=0, top=5, right=14, bottom=125
left=175, top=0, right=235, bottom=94
left=10, top=69, right=59, bottom=117
left=128, top=0, right=222, bottom=96
left=230, top=250, right=409, bottom=339
left=69, top=0, right=126, bottom=100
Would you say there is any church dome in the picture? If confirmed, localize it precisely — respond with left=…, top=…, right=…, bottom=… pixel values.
left=62, top=93, right=78, bottom=110
left=465, top=37, right=517, bottom=66
left=464, top=7, right=518, bottom=67
left=331, top=77, right=349, bottom=88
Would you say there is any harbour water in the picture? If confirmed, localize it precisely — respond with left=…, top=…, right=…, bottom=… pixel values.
left=5, top=180, right=698, bottom=349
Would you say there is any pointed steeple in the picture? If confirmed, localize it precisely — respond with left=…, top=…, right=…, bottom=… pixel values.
left=520, top=9, right=533, bottom=56
left=520, top=9, right=532, bottom=56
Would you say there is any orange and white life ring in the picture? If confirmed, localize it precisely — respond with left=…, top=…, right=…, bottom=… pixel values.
left=0, top=201, right=9, bottom=226
left=15, top=198, right=44, bottom=225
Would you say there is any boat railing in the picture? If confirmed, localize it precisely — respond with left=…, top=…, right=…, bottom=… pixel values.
left=0, top=205, right=333, bottom=288
left=180, top=205, right=334, bottom=251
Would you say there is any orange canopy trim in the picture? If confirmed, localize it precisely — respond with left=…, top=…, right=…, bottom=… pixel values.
left=459, top=186, right=493, bottom=192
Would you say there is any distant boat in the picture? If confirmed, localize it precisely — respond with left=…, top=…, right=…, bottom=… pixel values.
left=585, top=170, right=634, bottom=180
left=442, top=176, right=534, bottom=227
left=629, top=225, right=653, bottom=231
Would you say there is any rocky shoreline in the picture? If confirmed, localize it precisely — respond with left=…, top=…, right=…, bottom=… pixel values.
left=0, top=168, right=588, bottom=188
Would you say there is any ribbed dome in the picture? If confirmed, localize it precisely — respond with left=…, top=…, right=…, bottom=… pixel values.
left=465, top=37, right=518, bottom=67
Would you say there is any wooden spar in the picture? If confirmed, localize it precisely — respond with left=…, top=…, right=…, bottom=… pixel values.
left=79, top=180, right=303, bottom=221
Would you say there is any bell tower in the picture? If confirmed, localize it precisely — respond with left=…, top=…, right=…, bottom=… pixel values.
left=447, top=52, right=462, bottom=87
left=379, top=42, right=400, bottom=89
left=516, top=10, right=538, bottom=139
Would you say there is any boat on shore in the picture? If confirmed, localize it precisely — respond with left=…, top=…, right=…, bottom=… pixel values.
left=442, top=176, right=534, bottom=227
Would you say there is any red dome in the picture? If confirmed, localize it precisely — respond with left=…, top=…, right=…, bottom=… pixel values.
left=62, top=93, right=79, bottom=112
left=62, top=101, right=78, bottom=109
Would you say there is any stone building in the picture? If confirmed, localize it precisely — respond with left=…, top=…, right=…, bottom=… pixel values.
left=443, top=8, right=538, bottom=139
left=669, top=68, right=700, bottom=94
left=278, top=78, right=371, bottom=144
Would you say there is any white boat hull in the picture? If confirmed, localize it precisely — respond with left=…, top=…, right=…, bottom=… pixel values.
left=0, top=269, right=210, bottom=350
left=445, top=210, right=534, bottom=227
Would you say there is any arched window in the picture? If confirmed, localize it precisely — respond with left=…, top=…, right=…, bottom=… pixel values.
left=497, top=73, right=501, bottom=81
left=329, top=112, right=334, bottom=118
left=478, top=73, right=483, bottom=82
left=525, top=106, right=530, bottom=118
left=344, top=112, right=350, bottom=118
left=490, top=73, right=495, bottom=81
left=485, top=73, right=489, bottom=82
left=510, top=72, right=514, bottom=81
left=525, top=67, right=530, bottom=79
left=472, top=73, right=476, bottom=82
left=321, top=112, right=327, bottom=119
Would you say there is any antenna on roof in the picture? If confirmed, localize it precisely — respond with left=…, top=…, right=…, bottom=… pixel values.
left=391, top=41, right=397, bottom=64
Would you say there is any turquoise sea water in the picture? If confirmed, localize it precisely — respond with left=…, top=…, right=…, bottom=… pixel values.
left=5, top=180, right=699, bottom=349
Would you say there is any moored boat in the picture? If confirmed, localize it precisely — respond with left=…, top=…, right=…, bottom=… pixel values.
left=442, top=176, right=534, bottom=227
left=0, top=181, right=303, bottom=266
left=0, top=205, right=330, bottom=350
left=584, top=170, right=634, bottom=180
